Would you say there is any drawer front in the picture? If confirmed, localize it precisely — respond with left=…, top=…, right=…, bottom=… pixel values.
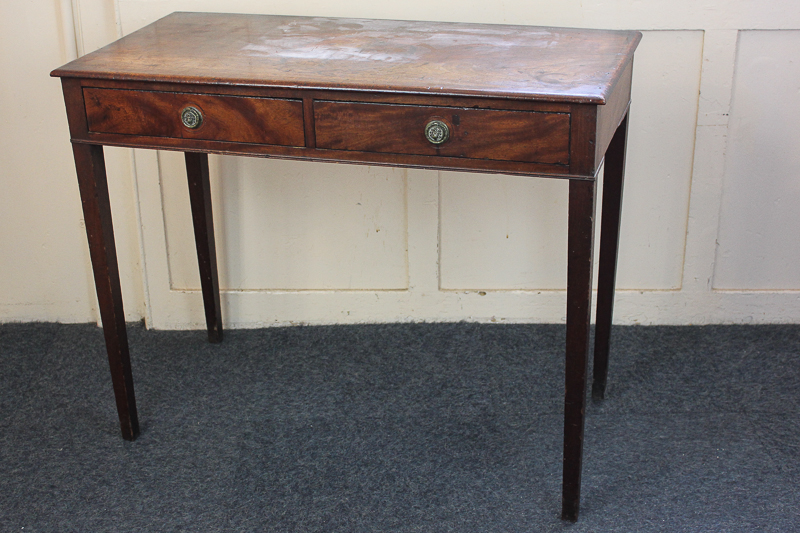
left=314, top=101, right=570, bottom=165
left=84, top=88, right=305, bottom=147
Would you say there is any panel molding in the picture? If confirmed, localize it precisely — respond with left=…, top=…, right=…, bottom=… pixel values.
left=712, top=30, right=800, bottom=291
left=114, top=4, right=800, bottom=326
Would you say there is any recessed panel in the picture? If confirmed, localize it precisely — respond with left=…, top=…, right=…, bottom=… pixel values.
left=713, top=30, right=800, bottom=290
left=615, top=30, right=703, bottom=290
left=160, top=154, right=408, bottom=290
left=440, top=174, right=569, bottom=289
left=440, top=31, right=703, bottom=290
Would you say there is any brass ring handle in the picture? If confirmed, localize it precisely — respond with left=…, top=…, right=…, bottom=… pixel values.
left=424, top=120, right=450, bottom=145
left=180, top=106, right=203, bottom=129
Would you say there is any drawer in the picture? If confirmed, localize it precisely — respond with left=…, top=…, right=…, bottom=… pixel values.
left=314, top=101, right=570, bottom=165
left=83, top=88, right=305, bottom=147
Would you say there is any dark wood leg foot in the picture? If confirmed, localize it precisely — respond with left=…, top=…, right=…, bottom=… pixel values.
left=591, top=376, right=607, bottom=402
left=561, top=178, right=597, bottom=521
left=185, top=152, right=223, bottom=343
left=73, top=143, right=140, bottom=441
left=592, top=113, right=629, bottom=402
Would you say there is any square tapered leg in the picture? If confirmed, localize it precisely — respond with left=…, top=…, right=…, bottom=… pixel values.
left=72, top=143, right=139, bottom=441
left=185, top=152, right=223, bottom=343
left=561, top=178, right=597, bottom=521
left=592, top=114, right=629, bottom=401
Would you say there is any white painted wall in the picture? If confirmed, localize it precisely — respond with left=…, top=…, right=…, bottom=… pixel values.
left=1, top=0, right=799, bottom=326
left=714, top=30, right=800, bottom=290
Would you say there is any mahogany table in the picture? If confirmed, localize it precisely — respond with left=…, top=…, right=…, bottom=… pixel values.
left=52, top=12, right=641, bottom=521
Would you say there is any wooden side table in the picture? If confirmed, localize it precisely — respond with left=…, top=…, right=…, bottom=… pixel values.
left=52, top=12, right=641, bottom=521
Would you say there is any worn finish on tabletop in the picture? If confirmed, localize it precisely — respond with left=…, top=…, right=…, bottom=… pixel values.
left=52, top=12, right=640, bottom=103
left=51, top=12, right=640, bottom=523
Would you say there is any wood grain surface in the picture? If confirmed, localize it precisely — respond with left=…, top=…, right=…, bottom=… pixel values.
left=52, top=12, right=641, bottom=104
left=54, top=14, right=641, bottom=521
left=315, top=101, right=570, bottom=164
left=84, top=87, right=305, bottom=146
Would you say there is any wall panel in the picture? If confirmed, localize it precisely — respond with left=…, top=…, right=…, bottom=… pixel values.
left=3, top=0, right=800, bottom=325
left=439, top=31, right=703, bottom=291
left=713, top=30, right=800, bottom=290
left=159, top=154, right=409, bottom=291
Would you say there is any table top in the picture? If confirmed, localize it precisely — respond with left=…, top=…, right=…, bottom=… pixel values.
left=52, top=12, right=641, bottom=104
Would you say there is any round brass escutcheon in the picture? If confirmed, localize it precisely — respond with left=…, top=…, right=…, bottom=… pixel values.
left=424, top=120, right=450, bottom=145
left=180, top=106, right=203, bottom=129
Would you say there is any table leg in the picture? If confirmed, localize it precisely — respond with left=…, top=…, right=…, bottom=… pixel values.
left=561, top=178, right=597, bottom=521
left=185, top=152, right=223, bottom=343
left=592, top=114, right=629, bottom=401
left=72, top=143, right=139, bottom=441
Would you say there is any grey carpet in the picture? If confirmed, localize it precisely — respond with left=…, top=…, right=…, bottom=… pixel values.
left=0, top=322, right=798, bottom=532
